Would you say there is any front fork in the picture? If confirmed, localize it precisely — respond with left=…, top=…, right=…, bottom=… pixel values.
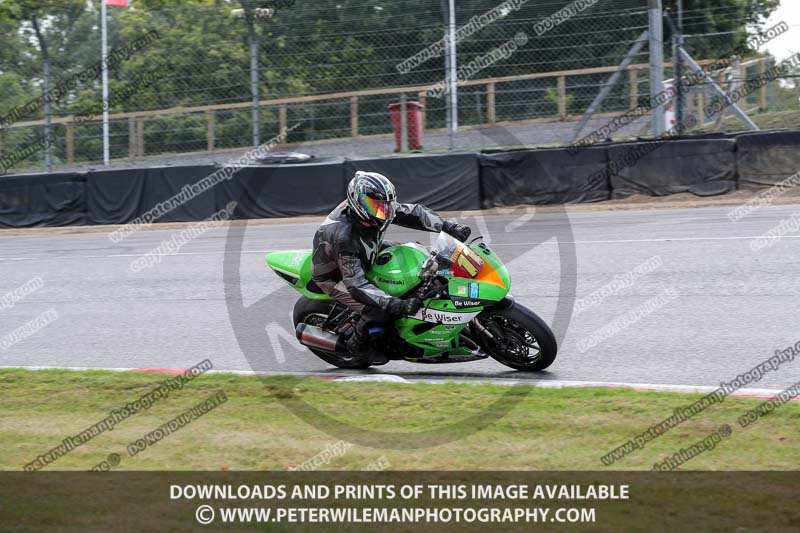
left=470, top=296, right=515, bottom=348
left=472, top=318, right=496, bottom=342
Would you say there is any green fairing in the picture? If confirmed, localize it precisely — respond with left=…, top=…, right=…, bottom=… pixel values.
left=399, top=243, right=510, bottom=356
left=265, top=250, right=329, bottom=300
left=394, top=301, right=471, bottom=356
left=266, top=239, right=511, bottom=357
left=366, top=243, right=427, bottom=297
left=447, top=242, right=511, bottom=305
left=479, top=241, right=511, bottom=292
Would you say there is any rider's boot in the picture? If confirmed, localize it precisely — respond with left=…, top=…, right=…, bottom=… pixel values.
left=346, top=330, right=389, bottom=365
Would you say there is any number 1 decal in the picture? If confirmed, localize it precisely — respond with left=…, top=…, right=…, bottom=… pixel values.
left=456, top=249, right=484, bottom=278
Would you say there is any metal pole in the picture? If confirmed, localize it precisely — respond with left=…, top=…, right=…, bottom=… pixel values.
left=713, top=58, right=740, bottom=130
left=249, top=21, right=260, bottom=147
left=443, top=29, right=451, bottom=144
left=648, top=0, right=665, bottom=136
left=43, top=57, right=52, bottom=172
left=439, top=0, right=451, bottom=148
left=675, top=0, right=684, bottom=129
left=447, top=0, right=457, bottom=147
left=400, top=93, right=408, bottom=152
left=569, top=30, right=649, bottom=144
left=670, top=29, right=679, bottom=124
left=679, top=48, right=759, bottom=130
left=101, top=0, right=110, bottom=165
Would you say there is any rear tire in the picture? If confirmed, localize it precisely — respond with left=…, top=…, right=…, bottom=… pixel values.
left=475, top=303, right=558, bottom=371
left=292, top=297, right=371, bottom=369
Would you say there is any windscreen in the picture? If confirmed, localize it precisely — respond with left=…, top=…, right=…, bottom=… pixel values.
left=433, top=231, right=485, bottom=279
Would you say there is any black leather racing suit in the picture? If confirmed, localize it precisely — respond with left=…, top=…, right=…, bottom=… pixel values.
left=311, top=200, right=444, bottom=337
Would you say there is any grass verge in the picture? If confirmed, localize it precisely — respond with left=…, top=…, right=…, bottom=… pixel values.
left=1, top=368, right=798, bottom=471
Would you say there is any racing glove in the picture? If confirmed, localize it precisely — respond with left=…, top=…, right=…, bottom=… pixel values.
left=443, top=220, right=472, bottom=242
left=388, top=297, right=423, bottom=316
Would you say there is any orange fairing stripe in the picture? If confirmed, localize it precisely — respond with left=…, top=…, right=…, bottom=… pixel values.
left=475, top=259, right=506, bottom=289
left=454, top=246, right=506, bottom=289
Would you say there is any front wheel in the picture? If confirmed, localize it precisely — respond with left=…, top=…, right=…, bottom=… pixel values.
left=474, top=304, right=558, bottom=371
left=292, top=297, right=371, bottom=369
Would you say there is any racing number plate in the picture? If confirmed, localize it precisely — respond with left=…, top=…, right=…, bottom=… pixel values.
left=450, top=245, right=485, bottom=279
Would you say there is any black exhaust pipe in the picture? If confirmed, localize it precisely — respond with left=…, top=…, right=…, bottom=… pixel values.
left=296, top=323, right=346, bottom=353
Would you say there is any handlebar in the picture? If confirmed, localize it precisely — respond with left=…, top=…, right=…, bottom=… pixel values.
left=415, top=251, right=448, bottom=301
left=418, top=286, right=444, bottom=301
left=415, top=272, right=445, bottom=301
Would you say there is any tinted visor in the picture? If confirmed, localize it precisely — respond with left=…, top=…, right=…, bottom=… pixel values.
left=360, top=195, right=396, bottom=221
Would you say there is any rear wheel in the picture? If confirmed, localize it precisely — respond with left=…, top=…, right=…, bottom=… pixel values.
left=475, top=304, right=557, bottom=371
left=292, top=297, right=371, bottom=369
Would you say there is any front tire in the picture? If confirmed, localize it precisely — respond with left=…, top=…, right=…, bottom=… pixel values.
left=292, top=297, right=371, bottom=369
left=475, top=303, right=558, bottom=371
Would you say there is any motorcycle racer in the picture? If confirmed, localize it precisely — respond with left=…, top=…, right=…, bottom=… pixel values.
left=311, top=171, right=471, bottom=364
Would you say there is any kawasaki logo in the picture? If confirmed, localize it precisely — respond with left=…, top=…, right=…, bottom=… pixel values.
left=377, top=277, right=404, bottom=285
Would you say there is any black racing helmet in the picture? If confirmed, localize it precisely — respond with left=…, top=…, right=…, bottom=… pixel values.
left=346, top=171, right=397, bottom=231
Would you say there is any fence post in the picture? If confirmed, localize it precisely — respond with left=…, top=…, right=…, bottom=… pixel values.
left=629, top=69, right=638, bottom=110
left=206, top=110, right=216, bottom=152
left=136, top=117, right=144, bottom=158
left=128, top=118, right=135, bottom=161
left=66, top=123, right=75, bottom=164
left=43, top=57, right=52, bottom=172
left=767, top=57, right=777, bottom=110
left=759, top=58, right=767, bottom=111
left=350, top=96, right=358, bottom=137
left=486, top=82, right=496, bottom=125
left=279, top=104, right=287, bottom=136
left=557, top=76, right=566, bottom=117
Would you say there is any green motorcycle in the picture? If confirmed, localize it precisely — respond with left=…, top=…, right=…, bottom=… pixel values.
left=265, top=231, right=557, bottom=371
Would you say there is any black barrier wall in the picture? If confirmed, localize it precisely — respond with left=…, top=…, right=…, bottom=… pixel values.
left=0, top=172, right=87, bottom=228
left=217, top=157, right=346, bottom=219
left=344, top=152, right=481, bottom=211
left=479, top=147, right=610, bottom=208
left=88, top=166, right=218, bottom=225
left=736, top=130, right=800, bottom=189
left=0, top=131, right=798, bottom=228
left=607, top=138, right=737, bottom=198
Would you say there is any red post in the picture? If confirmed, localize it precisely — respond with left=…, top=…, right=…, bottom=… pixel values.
left=388, top=101, right=424, bottom=151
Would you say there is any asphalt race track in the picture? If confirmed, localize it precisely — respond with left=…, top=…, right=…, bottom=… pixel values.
left=1, top=204, right=799, bottom=390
